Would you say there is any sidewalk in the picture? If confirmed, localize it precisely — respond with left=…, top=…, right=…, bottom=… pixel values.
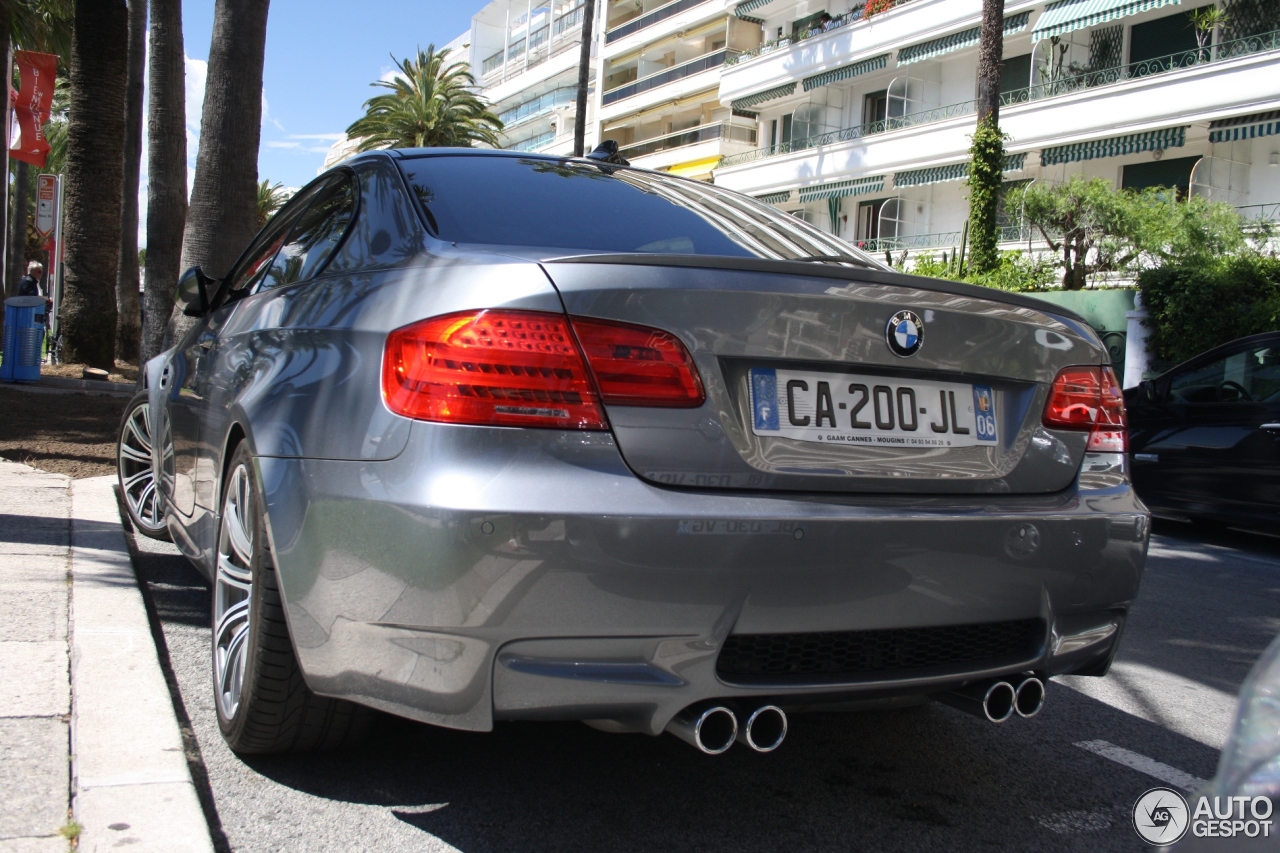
left=0, top=460, right=215, bottom=852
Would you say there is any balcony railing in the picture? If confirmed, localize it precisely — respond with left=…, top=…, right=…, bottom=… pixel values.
left=602, top=49, right=736, bottom=106
left=1237, top=202, right=1280, bottom=222
left=726, top=0, right=919, bottom=67
left=498, top=85, right=576, bottom=127
left=719, top=30, right=1280, bottom=169
left=509, top=130, right=558, bottom=152
left=619, top=121, right=757, bottom=159
left=481, top=3, right=586, bottom=80
left=605, top=0, right=714, bottom=45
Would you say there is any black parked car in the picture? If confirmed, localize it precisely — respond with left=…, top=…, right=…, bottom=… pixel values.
left=1126, top=331, right=1280, bottom=529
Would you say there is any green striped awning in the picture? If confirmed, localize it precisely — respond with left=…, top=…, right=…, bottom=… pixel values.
left=893, top=153, right=1028, bottom=188
left=1033, top=0, right=1181, bottom=41
left=755, top=190, right=793, bottom=204
left=1040, top=127, right=1186, bottom=165
left=735, top=0, right=772, bottom=16
left=1209, top=110, right=1280, bottom=143
left=897, top=13, right=1030, bottom=65
left=802, top=54, right=889, bottom=91
left=798, top=176, right=885, bottom=202
left=731, top=82, right=797, bottom=110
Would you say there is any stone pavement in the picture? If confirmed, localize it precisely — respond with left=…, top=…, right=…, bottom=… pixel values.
left=0, top=460, right=214, bottom=853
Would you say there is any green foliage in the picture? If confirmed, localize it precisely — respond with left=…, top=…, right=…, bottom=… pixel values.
left=346, top=46, right=504, bottom=151
left=1005, top=177, right=1259, bottom=290
left=1139, top=253, right=1280, bottom=364
left=898, top=250, right=1056, bottom=292
left=965, top=115, right=1005, bottom=275
left=256, top=179, right=291, bottom=228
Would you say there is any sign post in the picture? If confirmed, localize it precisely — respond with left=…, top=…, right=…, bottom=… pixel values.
left=36, top=174, right=63, bottom=343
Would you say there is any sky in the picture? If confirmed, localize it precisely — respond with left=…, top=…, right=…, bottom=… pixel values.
left=180, top=0, right=482, bottom=190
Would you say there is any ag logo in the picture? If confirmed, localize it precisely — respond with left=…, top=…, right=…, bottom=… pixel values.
left=1133, top=787, right=1190, bottom=845
left=885, top=310, right=924, bottom=357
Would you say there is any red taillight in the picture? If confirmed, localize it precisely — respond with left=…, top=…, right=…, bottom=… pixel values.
left=571, top=318, right=705, bottom=407
left=382, top=310, right=607, bottom=429
left=1042, top=365, right=1128, bottom=452
left=382, top=310, right=705, bottom=428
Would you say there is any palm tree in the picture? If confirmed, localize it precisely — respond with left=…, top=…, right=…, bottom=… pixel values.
left=141, top=0, right=185, bottom=363
left=116, top=0, right=146, bottom=363
left=175, top=0, right=270, bottom=344
left=60, top=0, right=128, bottom=368
left=256, top=179, right=291, bottom=228
left=345, top=46, right=503, bottom=151
left=965, top=0, right=1007, bottom=275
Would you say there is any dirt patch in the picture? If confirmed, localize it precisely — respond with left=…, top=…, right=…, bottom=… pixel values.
left=42, top=360, right=139, bottom=385
left=0, top=386, right=130, bottom=478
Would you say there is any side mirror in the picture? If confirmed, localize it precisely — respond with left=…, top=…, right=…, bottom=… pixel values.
left=174, top=266, right=216, bottom=317
left=1139, top=379, right=1158, bottom=403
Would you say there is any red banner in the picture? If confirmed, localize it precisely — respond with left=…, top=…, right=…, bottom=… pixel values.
left=9, top=50, right=58, bottom=167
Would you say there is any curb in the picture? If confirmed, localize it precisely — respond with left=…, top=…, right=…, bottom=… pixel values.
left=69, top=476, right=214, bottom=853
left=41, top=376, right=136, bottom=397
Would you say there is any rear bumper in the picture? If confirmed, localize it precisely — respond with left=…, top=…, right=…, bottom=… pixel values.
left=257, top=424, right=1148, bottom=735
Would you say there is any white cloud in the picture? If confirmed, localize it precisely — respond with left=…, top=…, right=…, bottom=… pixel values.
left=185, top=55, right=207, bottom=197
left=266, top=140, right=302, bottom=149
left=288, top=133, right=344, bottom=141
left=262, top=91, right=284, bottom=131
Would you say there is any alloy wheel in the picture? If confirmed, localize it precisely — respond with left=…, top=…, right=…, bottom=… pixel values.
left=214, top=464, right=255, bottom=721
left=118, top=401, right=164, bottom=532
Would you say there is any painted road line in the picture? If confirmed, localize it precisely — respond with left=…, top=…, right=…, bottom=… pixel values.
left=1074, top=740, right=1207, bottom=792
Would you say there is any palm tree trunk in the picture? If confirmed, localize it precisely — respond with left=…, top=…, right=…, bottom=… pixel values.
left=174, top=0, right=270, bottom=343
left=116, top=0, right=146, bottom=364
left=8, top=160, right=30, bottom=293
left=142, top=0, right=185, bottom=364
left=572, top=0, right=596, bottom=156
left=965, top=0, right=1006, bottom=275
left=61, top=0, right=128, bottom=368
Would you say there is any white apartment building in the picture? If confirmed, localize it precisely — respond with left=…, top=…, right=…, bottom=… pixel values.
left=710, top=0, right=1280, bottom=253
left=595, top=0, right=763, bottom=178
left=467, top=0, right=598, bottom=156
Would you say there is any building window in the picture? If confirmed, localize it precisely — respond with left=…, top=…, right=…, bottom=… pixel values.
left=863, top=90, right=888, bottom=131
left=1000, top=54, right=1032, bottom=101
left=856, top=199, right=886, bottom=241
left=1121, top=155, right=1202, bottom=199
left=1129, top=10, right=1200, bottom=69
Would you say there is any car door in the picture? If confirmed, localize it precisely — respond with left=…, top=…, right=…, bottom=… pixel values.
left=165, top=197, right=313, bottom=515
left=192, top=172, right=359, bottom=509
left=1135, top=338, right=1280, bottom=521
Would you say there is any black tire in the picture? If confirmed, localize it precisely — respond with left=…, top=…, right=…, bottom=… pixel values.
left=213, top=443, right=372, bottom=754
left=116, top=391, right=171, bottom=541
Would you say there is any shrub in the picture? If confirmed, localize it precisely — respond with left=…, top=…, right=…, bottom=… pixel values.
left=899, top=250, right=1055, bottom=292
left=1138, top=253, right=1280, bottom=364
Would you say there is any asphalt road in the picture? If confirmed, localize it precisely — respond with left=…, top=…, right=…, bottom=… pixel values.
left=126, top=519, right=1280, bottom=853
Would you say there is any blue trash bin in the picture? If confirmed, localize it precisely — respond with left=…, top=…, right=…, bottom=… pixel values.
left=1, top=295, right=47, bottom=383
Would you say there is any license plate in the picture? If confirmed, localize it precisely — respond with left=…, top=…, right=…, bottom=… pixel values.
left=749, top=367, right=998, bottom=448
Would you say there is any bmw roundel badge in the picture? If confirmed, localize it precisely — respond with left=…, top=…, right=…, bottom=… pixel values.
left=886, top=310, right=924, bottom=357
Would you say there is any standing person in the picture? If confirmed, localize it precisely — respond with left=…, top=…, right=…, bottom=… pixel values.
left=17, top=261, right=45, bottom=298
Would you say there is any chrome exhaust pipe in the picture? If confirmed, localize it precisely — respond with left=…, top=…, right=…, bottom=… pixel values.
left=937, top=680, right=1016, bottom=723
left=1014, top=676, right=1046, bottom=719
left=665, top=704, right=738, bottom=754
left=736, top=705, right=787, bottom=753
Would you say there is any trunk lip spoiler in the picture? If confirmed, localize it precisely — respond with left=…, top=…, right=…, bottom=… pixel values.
left=542, top=253, right=1089, bottom=326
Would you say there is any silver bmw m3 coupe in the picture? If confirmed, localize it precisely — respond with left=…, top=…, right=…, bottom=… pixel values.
left=118, top=147, right=1148, bottom=755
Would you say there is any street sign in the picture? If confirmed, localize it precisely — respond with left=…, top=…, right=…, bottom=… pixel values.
left=35, top=174, right=57, bottom=238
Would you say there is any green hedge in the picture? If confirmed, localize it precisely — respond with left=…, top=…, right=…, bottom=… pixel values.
left=1138, top=254, right=1280, bottom=365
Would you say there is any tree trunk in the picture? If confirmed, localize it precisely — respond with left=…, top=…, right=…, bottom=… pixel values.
left=7, top=160, right=30, bottom=293
left=173, top=0, right=270, bottom=343
left=142, top=0, right=186, bottom=364
left=61, top=0, right=128, bottom=368
left=965, top=0, right=1007, bottom=275
left=572, top=0, right=595, bottom=156
left=975, top=0, right=1005, bottom=124
left=116, top=0, right=147, bottom=364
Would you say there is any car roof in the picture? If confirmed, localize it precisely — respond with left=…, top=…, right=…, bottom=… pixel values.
left=1158, top=330, right=1280, bottom=378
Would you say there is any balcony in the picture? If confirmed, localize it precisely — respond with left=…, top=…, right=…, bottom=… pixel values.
left=725, top=5, right=870, bottom=66
left=509, top=130, right=558, bottom=152
left=481, top=3, right=585, bottom=82
left=719, top=30, right=1280, bottom=170
left=618, top=120, right=756, bottom=159
left=605, top=0, right=716, bottom=44
left=498, top=86, right=576, bottom=128
left=602, top=49, right=736, bottom=106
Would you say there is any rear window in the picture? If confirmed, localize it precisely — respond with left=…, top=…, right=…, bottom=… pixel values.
left=397, top=154, right=881, bottom=265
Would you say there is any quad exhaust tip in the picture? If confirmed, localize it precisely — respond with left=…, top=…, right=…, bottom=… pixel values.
left=666, top=704, right=738, bottom=754
left=737, top=705, right=787, bottom=753
left=1015, top=676, right=1046, bottom=718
